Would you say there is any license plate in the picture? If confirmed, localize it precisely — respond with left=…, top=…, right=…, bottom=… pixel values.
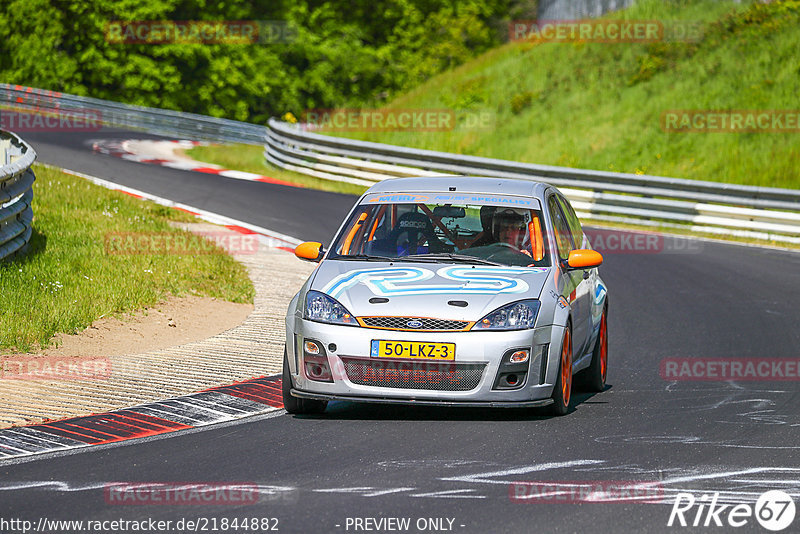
left=371, top=340, right=455, bottom=361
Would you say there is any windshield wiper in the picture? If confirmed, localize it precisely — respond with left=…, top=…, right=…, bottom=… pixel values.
left=330, top=253, right=396, bottom=262
left=399, top=253, right=503, bottom=266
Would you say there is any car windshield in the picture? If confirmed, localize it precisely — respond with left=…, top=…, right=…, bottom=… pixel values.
left=329, top=200, right=551, bottom=267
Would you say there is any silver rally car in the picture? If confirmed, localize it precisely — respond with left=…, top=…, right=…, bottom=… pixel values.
left=283, top=176, right=608, bottom=416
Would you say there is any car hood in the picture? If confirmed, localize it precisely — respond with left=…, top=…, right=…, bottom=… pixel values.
left=310, top=260, right=551, bottom=321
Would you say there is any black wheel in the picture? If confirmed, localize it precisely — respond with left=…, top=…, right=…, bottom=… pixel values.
left=577, top=307, right=608, bottom=393
left=282, top=348, right=328, bottom=415
left=549, top=324, right=573, bottom=416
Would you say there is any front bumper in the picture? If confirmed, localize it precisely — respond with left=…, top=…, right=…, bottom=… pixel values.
left=287, top=318, right=564, bottom=405
left=291, top=389, right=554, bottom=408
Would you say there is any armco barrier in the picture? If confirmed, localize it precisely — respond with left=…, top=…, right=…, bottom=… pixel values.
left=0, top=129, right=35, bottom=260
left=0, top=83, right=267, bottom=144
left=263, top=119, right=800, bottom=244
left=3, top=83, right=798, bottom=244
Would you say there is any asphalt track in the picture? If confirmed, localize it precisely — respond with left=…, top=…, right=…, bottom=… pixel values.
left=2, top=129, right=799, bottom=533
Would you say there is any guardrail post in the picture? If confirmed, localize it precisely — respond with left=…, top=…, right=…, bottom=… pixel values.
left=0, top=139, right=9, bottom=166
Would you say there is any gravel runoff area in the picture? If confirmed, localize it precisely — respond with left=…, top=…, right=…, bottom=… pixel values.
left=0, top=223, right=316, bottom=428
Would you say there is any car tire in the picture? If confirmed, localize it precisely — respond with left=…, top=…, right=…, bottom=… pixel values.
left=550, top=324, right=573, bottom=416
left=282, top=348, right=328, bottom=415
left=577, top=307, right=608, bottom=393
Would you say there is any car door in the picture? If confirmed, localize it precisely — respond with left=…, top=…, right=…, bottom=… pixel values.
left=547, top=194, right=591, bottom=357
left=556, top=194, right=596, bottom=356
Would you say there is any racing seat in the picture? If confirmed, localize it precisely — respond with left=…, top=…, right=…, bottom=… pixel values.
left=380, top=211, right=444, bottom=256
left=469, top=205, right=497, bottom=248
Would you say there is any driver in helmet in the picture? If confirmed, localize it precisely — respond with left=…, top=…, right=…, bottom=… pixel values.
left=492, top=208, right=528, bottom=251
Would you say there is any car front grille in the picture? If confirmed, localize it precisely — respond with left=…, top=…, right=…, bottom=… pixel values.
left=342, top=357, right=485, bottom=391
left=358, top=316, right=471, bottom=331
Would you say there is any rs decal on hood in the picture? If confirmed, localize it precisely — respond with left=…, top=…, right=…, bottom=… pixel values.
left=322, top=266, right=547, bottom=298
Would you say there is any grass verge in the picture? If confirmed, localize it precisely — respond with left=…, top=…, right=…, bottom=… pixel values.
left=183, top=1, right=799, bottom=250
left=323, top=0, right=800, bottom=190
left=187, top=2, right=800, bottom=190
left=0, top=164, right=255, bottom=353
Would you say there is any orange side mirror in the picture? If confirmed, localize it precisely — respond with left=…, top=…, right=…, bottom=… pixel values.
left=566, top=249, right=603, bottom=270
left=295, top=242, right=324, bottom=262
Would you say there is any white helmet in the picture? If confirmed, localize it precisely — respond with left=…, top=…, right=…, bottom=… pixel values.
left=492, top=208, right=529, bottom=238
left=492, top=208, right=530, bottom=249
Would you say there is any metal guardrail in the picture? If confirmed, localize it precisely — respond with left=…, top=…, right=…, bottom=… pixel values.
left=264, top=119, right=800, bottom=244
left=2, top=84, right=797, bottom=244
left=0, top=84, right=268, bottom=144
left=0, top=130, right=36, bottom=260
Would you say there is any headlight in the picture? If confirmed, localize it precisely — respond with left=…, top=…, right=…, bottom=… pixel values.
left=305, top=290, right=357, bottom=326
left=473, top=299, right=540, bottom=331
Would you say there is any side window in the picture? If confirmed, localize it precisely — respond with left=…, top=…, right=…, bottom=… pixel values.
left=556, top=195, right=585, bottom=249
left=547, top=195, right=572, bottom=261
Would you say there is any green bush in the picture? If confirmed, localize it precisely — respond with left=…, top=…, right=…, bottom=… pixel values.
left=510, top=91, right=533, bottom=114
left=332, top=0, right=800, bottom=189
left=0, top=0, right=517, bottom=123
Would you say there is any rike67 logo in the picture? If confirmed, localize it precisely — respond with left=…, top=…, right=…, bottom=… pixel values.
left=668, top=490, right=796, bottom=531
